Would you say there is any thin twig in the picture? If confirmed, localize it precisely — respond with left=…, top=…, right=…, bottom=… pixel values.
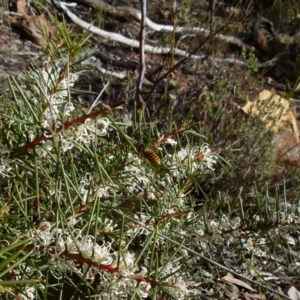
left=208, top=0, right=215, bottom=34
left=145, top=19, right=235, bottom=103
left=136, top=0, right=147, bottom=111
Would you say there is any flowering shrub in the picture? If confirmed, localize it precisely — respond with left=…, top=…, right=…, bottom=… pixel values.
left=0, top=47, right=220, bottom=299
left=1, top=20, right=299, bottom=300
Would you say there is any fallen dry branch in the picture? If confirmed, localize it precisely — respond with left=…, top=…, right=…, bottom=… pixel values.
left=77, top=0, right=251, bottom=49
left=81, top=60, right=129, bottom=79
left=51, top=0, right=277, bottom=69
left=52, top=0, right=208, bottom=57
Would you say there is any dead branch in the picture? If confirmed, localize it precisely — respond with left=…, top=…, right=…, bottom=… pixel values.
left=51, top=1, right=277, bottom=69
left=77, top=0, right=251, bottom=49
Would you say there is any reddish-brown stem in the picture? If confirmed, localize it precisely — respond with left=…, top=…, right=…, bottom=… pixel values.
left=52, top=250, right=161, bottom=286
left=10, top=101, right=125, bottom=158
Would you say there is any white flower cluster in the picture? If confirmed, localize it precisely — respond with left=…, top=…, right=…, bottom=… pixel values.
left=28, top=221, right=152, bottom=298
left=101, top=142, right=217, bottom=202
left=28, top=62, right=78, bottom=128
left=21, top=287, right=36, bottom=300
left=241, top=234, right=268, bottom=257
left=25, top=212, right=202, bottom=299
left=13, top=266, right=43, bottom=300
left=162, top=263, right=200, bottom=299
left=168, top=143, right=217, bottom=174
left=0, top=157, right=13, bottom=177
left=25, top=62, right=111, bottom=157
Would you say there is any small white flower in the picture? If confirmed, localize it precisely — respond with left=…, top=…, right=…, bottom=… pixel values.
left=135, top=282, right=151, bottom=298
left=96, top=118, right=110, bottom=135
left=21, top=286, right=36, bottom=300
left=65, top=235, right=78, bottom=253
left=165, top=138, right=177, bottom=146
left=61, top=138, right=74, bottom=152
left=63, top=102, right=75, bottom=117
left=90, top=243, right=114, bottom=265
left=0, top=158, right=13, bottom=177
